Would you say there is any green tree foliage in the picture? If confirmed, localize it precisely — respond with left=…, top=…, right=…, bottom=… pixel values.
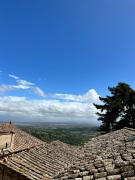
left=94, top=82, right=135, bottom=132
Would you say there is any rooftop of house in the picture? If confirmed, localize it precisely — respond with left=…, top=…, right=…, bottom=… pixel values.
left=0, top=123, right=135, bottom=180
left=55, top=127, right=135, bottom=180
left=0, top=123, right=44, bottom=153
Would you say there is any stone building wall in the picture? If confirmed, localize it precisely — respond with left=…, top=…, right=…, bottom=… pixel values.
left=0, top=132, right=15, bottom=152
left=0, top=163, right=28, bottom=180
left=0, top=134, right=12, bottom=149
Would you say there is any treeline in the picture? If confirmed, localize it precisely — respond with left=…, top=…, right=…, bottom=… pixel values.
left=94, top=82, right=135, bottom=132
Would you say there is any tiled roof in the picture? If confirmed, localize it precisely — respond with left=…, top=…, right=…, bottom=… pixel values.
left=0, top=142, right=82, bottom=179
left=0, top=123, right=43, bottom=152
left=55, top=128, right=135, bottom=180
left=0, top=123, right=135, bottom=180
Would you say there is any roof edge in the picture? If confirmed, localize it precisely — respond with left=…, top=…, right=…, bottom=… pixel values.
left=124, top=127, right=135, bottom=131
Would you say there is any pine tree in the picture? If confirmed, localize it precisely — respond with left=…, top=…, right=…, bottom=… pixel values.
left=94, top=82, right=135, bottom=132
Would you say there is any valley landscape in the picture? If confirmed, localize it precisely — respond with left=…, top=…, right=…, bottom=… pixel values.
left=16, top=122, right=99, bottom=146
left=0, top=0, right=135, bottom=179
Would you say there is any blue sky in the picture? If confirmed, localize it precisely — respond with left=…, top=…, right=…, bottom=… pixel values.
left=0, top=1, right=135, bottom=123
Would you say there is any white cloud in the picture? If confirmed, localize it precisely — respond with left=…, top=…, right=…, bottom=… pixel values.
left=0, top=73, right=100, bottom=124
left=9, top=74, right=19, bottom=80
left=0, top=95, right=99, bottom=124
left=0, top=85, right=14, bottom=93
left=16, top=79, right=35, bottom=86
left=32, top=87, right=46, bottom=97
left=54, top=89, right=100, bottom=103
left=0, top=74, right=45, bottom=97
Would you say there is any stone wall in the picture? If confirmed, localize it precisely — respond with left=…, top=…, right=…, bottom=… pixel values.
left=0, top=163, right=28, bottom=180
left=0, top=134, right=12, bottom=150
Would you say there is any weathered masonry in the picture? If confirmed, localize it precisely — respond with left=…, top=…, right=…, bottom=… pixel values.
left=0, top=130, right=15, bottom=153
left=0, top=123, right=135, bottom=180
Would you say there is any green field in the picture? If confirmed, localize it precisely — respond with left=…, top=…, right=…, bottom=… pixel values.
left=17, top=122, right=99, bottom=146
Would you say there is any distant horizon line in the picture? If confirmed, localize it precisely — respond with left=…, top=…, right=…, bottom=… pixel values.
left=0, top=120, right=99, bottom=126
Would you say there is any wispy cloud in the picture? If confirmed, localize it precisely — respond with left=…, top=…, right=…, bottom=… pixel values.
left=32, top=87, right=46, bottom=97
left=0, top=85, right=14, bottom=93
left=9, top=74, right=19, bottom=80
left=0, top=74, right=46, bottom=97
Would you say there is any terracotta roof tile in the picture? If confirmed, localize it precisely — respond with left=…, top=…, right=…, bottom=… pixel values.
left=0, top=123, right=135, bottom=180
left=0, top=123, right=44, bottom=152
left=55, top=127, right=135, bottom=180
